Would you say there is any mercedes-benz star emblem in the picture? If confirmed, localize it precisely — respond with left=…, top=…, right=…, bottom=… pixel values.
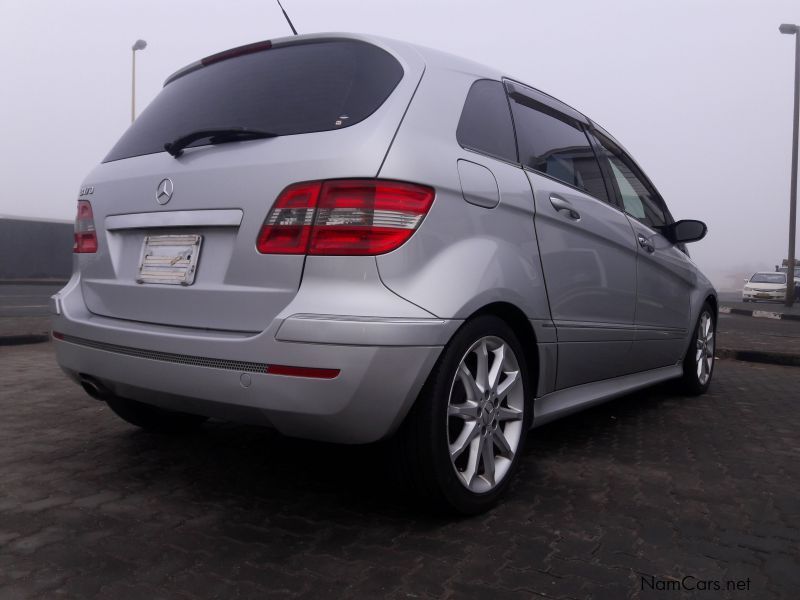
left=156, top=178, right=174, bottom=205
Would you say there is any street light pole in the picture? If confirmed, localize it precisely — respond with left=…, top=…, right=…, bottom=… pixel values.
left=131, top=39, right=147, bottom=123
left=780, top=24, right=799, bottom=306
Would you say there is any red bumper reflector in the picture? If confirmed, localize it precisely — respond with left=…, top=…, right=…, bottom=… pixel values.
left=52, top=331, right=64, bottom=340
left=267, top=364, right=340, bottom=379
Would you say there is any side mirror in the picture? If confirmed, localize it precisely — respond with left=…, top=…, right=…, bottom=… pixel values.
left=662, top=219, right=707, bottom=244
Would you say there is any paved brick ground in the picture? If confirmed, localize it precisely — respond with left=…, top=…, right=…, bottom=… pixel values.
left=1, top=343, right=799, bottom=599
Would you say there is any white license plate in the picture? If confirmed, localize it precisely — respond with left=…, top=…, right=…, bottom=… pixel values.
left=136, top=234, right=202, bottom=286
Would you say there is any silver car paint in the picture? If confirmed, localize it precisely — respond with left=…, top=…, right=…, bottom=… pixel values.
left=52, top=32, right=717, bottom=444
left=523, top=170, right=638, bottom=390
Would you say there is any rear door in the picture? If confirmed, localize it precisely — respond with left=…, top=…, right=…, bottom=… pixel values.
left=506, top=83, right=638, bottom=389
left=78, top=38, right=421, bottom=332
left=590, top=131, right=693, bottom=371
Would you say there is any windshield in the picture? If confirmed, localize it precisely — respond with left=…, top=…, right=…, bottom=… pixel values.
left=750, top=273, right=786, bottom=284
left=104, top=40, right=404, bottom=163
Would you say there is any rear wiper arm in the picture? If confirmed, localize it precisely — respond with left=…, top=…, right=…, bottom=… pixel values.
left=163, top=128, right=279, bottom=158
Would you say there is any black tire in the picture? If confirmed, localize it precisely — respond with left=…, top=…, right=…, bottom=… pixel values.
left=678, top=302, right=716, bottom=396
left=106, top=396, right=208, bottom=433
left=394, top=315, right=533, bottom=515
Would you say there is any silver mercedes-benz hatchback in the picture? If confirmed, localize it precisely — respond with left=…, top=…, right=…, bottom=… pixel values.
left=52, top=33, right=716, bottom=513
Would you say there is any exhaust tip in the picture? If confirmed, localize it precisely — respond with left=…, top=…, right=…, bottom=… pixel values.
left=79, top=375, right=112, bottom=401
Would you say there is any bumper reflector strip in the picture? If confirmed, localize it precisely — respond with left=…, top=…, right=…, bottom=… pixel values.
left=54, top=332, right=268, bottom=372
left=52, top=332, right=339, bottom=379
left=268, top=364, right=340, bottom=379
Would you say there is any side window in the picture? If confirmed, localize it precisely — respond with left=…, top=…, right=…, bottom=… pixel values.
left=456, top=80, right=518, bottom=163
left=593, top=134, right=667, bottom=229
left=509, top=98, right=608, bottom=202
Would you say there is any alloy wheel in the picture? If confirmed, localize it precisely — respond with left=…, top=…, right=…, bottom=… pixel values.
left=695, top=312, right=715, bottom=386
left=446, top=336, right=525, bottom=493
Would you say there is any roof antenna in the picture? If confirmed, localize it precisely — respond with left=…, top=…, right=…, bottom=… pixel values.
left=276, top=0, right=299, bottom=35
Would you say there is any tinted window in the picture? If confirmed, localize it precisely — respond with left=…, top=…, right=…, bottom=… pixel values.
left=104, top=40, right=404, bottom=162
left=456, top=80, right=518, bottom=163
left=592, top=133, right=667, bottom=228
left=509, top=98, right=608, bottom=202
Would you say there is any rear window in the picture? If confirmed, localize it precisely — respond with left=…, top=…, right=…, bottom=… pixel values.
left=104, top=40, right=404, bottom=163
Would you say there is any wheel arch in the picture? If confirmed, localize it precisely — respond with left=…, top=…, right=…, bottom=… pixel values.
left=464, top=301, right=540, bottom=392
left=705, top=293, right=718, bottom=319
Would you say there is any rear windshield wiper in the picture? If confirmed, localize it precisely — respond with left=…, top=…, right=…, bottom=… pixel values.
left=163, top=128, right=279, bottom=158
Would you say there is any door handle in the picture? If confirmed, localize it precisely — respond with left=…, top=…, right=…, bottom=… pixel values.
left=637, top=234, right=655, bottom=253
left=549, top=195, right=580, bottom=220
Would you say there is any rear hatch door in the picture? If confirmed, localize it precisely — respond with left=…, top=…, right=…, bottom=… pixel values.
left=78, top=36, right=424, bottom=332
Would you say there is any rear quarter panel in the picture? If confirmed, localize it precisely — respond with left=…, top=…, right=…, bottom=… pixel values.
left=375, top=63, right=550, bottom=324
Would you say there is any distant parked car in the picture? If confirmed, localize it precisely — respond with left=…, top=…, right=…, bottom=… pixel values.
left=742, top=272, right=789, bottom=302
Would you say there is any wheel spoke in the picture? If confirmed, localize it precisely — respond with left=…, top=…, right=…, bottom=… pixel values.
left=495, top=369, right=519, bottom=401
left=480, top=435, right=495, bottom=486
left=457, top=363, right=481, bottom=403
left=462, top=435, right=482, bottom=487
left=487, top=344, right=505, bottom=394
left=492, top=428, right=514, bottom=459
left=475, top=341, right=489, bottom=393
left=448, top=401, right=480, bottom=420
left=450, top=421, right=479, bottom=460
left=496, top=406, right=523, bottom=422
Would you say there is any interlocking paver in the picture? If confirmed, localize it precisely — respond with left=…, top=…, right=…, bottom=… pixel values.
left=1, top=342, right=799, bottom=598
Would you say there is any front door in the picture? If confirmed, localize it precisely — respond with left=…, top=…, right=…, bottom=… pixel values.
left=591, top=131, right=694, bottom=372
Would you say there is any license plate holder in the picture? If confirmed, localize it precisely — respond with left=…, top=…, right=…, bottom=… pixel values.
left=136, top=234, right=202, bottom=286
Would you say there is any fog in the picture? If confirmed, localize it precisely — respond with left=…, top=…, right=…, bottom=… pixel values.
left=1, top=0, right=798, bottom=289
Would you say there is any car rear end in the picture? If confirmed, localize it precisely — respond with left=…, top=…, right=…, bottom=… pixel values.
left=51, top=33, right=453, bottom=443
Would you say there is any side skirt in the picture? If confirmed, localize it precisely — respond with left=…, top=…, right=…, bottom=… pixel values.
left=531, top=364, right=682, bottom=428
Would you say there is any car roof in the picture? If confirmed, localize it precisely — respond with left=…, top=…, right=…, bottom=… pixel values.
left=164, top=32, right=629, bottom=152
left=166, top=32, right=504, bottom=84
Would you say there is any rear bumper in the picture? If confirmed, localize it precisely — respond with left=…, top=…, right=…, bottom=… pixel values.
left=51, top=275, right=455, bottom=443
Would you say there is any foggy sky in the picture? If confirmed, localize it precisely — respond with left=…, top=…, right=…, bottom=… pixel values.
left=1, top=0, right=799, bottom=286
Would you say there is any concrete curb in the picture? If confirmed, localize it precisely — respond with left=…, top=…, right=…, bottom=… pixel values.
left=720, top=306, right=800, bottom=322
left=717, top=348, right=800, bottom=368
left=0, top=334, right=49, bottom=347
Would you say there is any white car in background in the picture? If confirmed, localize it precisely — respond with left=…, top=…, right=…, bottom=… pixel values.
left=742, top=272, right=789, bottom=302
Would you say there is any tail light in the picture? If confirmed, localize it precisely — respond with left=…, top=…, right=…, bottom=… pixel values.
left=73, top=200, right=98, bottom=253
left=256, top=182, right=321, bottom=254
left=257, top=179, right=434, bottom=256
